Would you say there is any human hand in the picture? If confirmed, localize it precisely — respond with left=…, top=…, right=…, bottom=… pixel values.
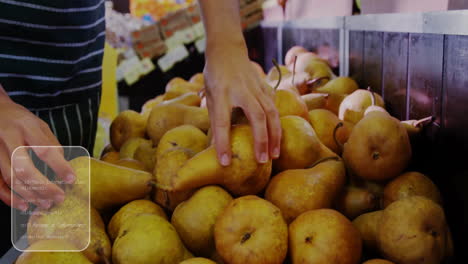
left=204, top=42, right=281, bottom=166
left=0, top=86, right=75, bottom=211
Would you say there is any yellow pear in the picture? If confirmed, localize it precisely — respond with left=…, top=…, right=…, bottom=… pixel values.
left=266, top=156, right=346, bottom=223
left=308, top=109, right=354, bottom=154
left=335, top=186, right=379, bottom=220
left=161, top=92, right=201, bottom=107
left=285, top=46, right=309, bottom=67
left=164, top=78, right=203, bottom=100
left=302, top=93, right=328, bottom=110
left=27, top=195, right=111, bottom=263
left=294, top=52, right=333, bottom=79
left=275, top=89, right=310, bottom=121
left=339, top=89, right=385, bottom=124
left=100, top=144, right=115, bottom=159
left=160, top=125, right=272, bottom=196
left=69, top=157, right=153, bottom=210
left=147, top=103, right=210, bottom=145
left=215, top=196, right=288, bottom=264
left=363, top=259, right=395, bottom=264
left=316, top=76, right=359, bottom=95
left=141, top=95, right=165, bottom=119
left=189, top=73, right=205, bottom=85
left=154, top=125, right=208, bottom=210
left=108, top=199, right=167, bottom=241
left=343, top=111, right=412, bottom=181
left=383, top=171, right=442, bottom=208
left=101, top=151, right=120, bottom=164
left=181, top=258, right=217, bottom=264
left=289, top=209, right=362, bottom=264
left=325, top=92, right=347, bottom=115
left=377, top=196, right=447, bottom=264
left=110, top=110, right=147, bottom=150
left=352, top=210, right=383, bottom=251
left=119, top=137, right=152, bottom=160
left=274, top=115, right=337, bottom=172
left=16, top=240, right=92, bottom=264
left=266, top=64, right=291, bottom=86
left=172, top=186, right=233, bottom=257
left=112, top=213, right=189, bottom=264
left=134, top=143, right=158, bottom=172
left=114, top=159, right=148, bottom=171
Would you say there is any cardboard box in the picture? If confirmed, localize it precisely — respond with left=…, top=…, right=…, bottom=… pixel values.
left=134, top=40, right=167, bottom=59
left=131, top=23, right=163, bottom=44
left=361, top=0, right=468, bottom=14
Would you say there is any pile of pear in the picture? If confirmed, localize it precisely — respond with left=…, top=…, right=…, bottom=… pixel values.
left=17, top=47, right=452, bottom=264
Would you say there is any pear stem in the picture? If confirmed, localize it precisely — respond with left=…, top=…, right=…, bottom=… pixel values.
left=414, top=116, right=434, bottom=127
left=272, top=59, right=282, bottom=90
left=307, top=156, right=341, bottom=169
left=333, top=122, right=345, bottom=151
left=292, top=55, right=298, bottom=86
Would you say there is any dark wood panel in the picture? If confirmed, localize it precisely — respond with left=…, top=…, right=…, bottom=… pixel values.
left=382, top=32, right=409, bottom=120
left=362, top=31, right=384, bottom=94
left=261, top=26, right=278, bottom=72
left=407, top=34, right=444, bottom=121
left=349, top=31, right=364, bottom=86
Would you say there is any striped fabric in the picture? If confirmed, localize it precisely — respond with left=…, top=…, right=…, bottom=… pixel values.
left=0, top=0, right=105, bottom=111
left=0, top=0, right=105, bottom=151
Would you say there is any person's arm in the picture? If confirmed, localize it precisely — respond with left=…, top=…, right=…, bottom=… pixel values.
left=0, top=84, right=75, bottom=211
left=199, top=0, right=281, bottom=166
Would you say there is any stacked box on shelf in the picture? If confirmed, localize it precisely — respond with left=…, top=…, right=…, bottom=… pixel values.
left=131, top=23, right=167, bottom=59
left=241, top=0, right=264, bottom=30
left=159, top=9, right=192, bottom=40
left=186, top=3, right=202, bottom=25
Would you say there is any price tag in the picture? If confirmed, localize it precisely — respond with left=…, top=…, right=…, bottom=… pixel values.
left=179, top=28, right=196, bottom=44
left=140, top=58, right=156, bottom=75
left=124, top=68, right=140, bottom=85
left=157, top=45, right=189, bottom=72
left=195, top=37, right=206, bottom=53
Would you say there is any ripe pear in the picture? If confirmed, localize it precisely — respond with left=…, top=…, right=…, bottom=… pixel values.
left=343, top=111, right=412, bottom=181
left=266, top=64, right=291, bottom=85
left=154, top=125, right=208, bottom=210
left=377, top=196, right=447, bottom=264
left=274, top=115, right=337, bottom=172
left=114, top=159, right=147, bottom=171
left=181, top=258, right=217, bottom=264
left=285, top=46, right=308, bottom=67
left=190, top=73, right=205, bottom=85
left=161, top=92, right=201, bottom=107
left=289, top=209, right=362, bottom=264
left=316, top=76, right=359, bottom=95
left=101, top=151, right=120, bottom=163
left=112, top=214, right=190, bottom=264
left=164, top=78, right=203, bottom=100
left=215, top=196, right=288, bottom=264
left=339, top=89, right=385, bottom=124
left=294, top=52, right=333, bottom=79
left=352, top=210, right=383, bottom=251
left=275, top=89, right=310, bottom=120
left=161, top=125, right=272, bottom=196
left=308, top=109, right=354, bottom=154
left=266, top=157, right=346, bottom=223
left=100, top=144, right=115, bottom=159
left=147, top=103, right=210, bottom=145
left=69, top=157, right=153, bottom=210
left=134, top=143, right=158, bottom=172
left=302, top=93, right=328, bottom=110
left=141, top=95, right=165, bottom=119
left=172, top=186, right=233, bottom=257
left=110, top=110, right=147, bottom=150
left=120, top=137, right=152, bottom=160
left=16, top=240, right=92, bottom=264
left=363, top=259, right=395, bottom=264
left=383, top=171, right=442, bottom=208
left=27, top=195, right=111, bottom=263
left=108, top=199, right=167, bottom=241
left=335, top=187, right=379, bottom=220
left=325, top=92, right=347, bottom=115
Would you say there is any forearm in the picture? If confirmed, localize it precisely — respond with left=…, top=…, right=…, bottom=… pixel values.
left=198, top=0, right=247, bottom=54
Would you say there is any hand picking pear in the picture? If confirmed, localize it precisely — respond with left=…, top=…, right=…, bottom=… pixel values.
left=110, top=110, right=147, bottom=150
left=172, top=186, right=233, bottom=257
left=112, top=214, right=189, bottom=264
left=383, top=171, right=442, bottom=208
left=289, top=209, right=362, bottom=264
left=274, top=115, right=337, bottom=172
left=161, top=125, right=272, bottom=196
left=266, top=157, right=346, bottom=223
left=352, top=210, right=383, bottom=251
left=15, top=240, right=92, bottom=264
left=214, top=196, right=288, bottom=264
left=27, top=195, right=111, bottom=263
left=335, top=186, right=379, bottom=220
left=343, top=111, right=412, bottom=181
left=181, top=258, right=217, bottom=264
left=154, top=125, right=208, bottom=211
left=119, top=137, right=152, bottom=160
left=308, top=109, right=354, bottom=154
left=377, top=196, right=447, bottom=264
left=69, top=157, right=153, bottom=211
left=339, top=89, right=385, bottom=124
left=316, top=76, right=359, bottom=95
left=147, top=103, right=210, bottom=145
left=108, top=199, right=167, bottom=241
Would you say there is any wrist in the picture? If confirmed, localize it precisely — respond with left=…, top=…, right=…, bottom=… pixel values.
left=206, top=35, right=248, bottom=57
